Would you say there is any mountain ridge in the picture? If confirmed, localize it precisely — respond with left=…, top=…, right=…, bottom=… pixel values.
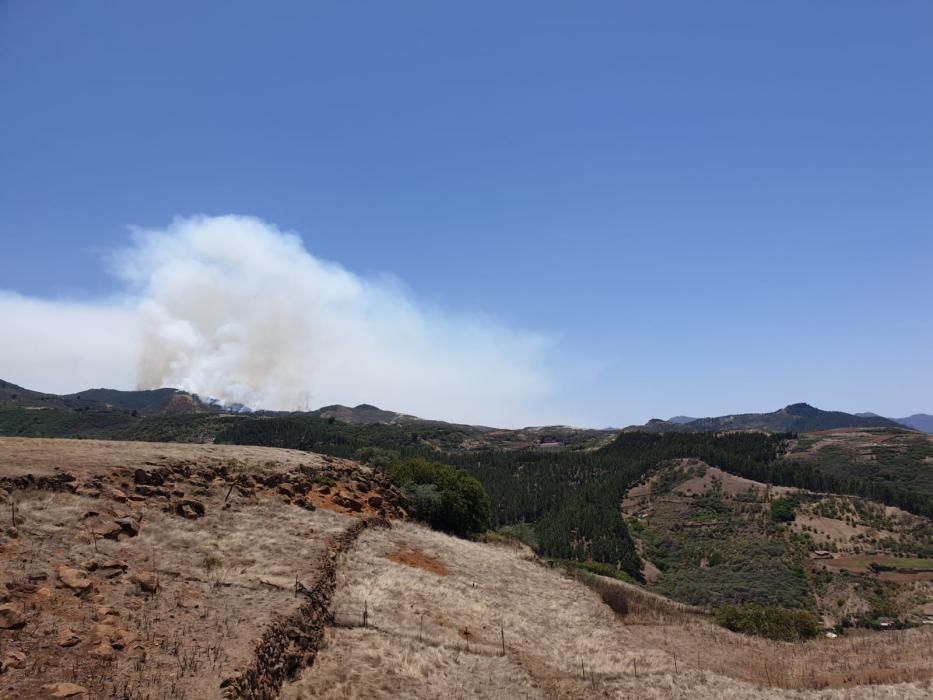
left=627, top=402, right=911, bottom=434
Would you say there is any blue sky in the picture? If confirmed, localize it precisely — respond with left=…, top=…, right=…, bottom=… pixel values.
left=1, top=2, right=931, bottom=426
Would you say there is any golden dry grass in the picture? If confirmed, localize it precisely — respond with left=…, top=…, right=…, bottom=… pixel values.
left=283, top=522, right=933, bottom=699
left=0, top=436, right=329, bottom=478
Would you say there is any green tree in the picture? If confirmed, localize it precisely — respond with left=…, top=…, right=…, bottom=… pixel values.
left=389, top=457, right=491, bottom=536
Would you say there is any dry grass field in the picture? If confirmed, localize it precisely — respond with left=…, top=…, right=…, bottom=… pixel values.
left=283, top=521, right=933, bottom=699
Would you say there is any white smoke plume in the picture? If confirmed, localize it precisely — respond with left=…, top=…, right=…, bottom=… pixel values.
left=1, top=215, right=555, bottom=426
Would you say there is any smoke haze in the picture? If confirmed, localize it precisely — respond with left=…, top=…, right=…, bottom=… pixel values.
left=1, top=215, right=556, bottom=426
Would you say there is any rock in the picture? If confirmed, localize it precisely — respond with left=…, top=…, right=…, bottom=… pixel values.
left=297, top=498, right=316, bottom=511
left=174, top=499, right=205, bottom=519
left=43, top=683, right=88, bottom=698
left=98, top=560, right=128, bottom=577
left=6, top=527, right=18, bottom=539
left=95, top=606, right=116, bottom=620
left=130, top=571, right=159, bottom=594
left=277, top=483, right=296, bottom=497
left=82, top=514, right=123, bottom=540
left=114, top=517, right=139, bottom=537
left=1, top=649, right=26, bottom=671
left=368, top=495, right=383, bottom=508
left=91, top=640, right=114, bottom=658
left=317, top=485, right=331, bottom=495
left=58, top=566, right=92, bottom=593
left=134, top=485, right=169, bottom=498
left=74, top=487, right=101, bottom=499
left=334, top=494, right=364, bottom=512
left=0, top=604, right=25, bottom=630
left=133, top=469, right=164, bottom=486
left=58, top=629, right=81, bottom=647
left=108, top=487, right=129, bottom=503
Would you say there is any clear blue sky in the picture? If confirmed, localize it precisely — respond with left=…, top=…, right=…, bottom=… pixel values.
left=1, top=1, right=931, bottom=425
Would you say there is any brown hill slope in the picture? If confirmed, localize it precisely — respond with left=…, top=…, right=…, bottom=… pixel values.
left=2, top=438, right=932, bottom=699
left=0, top=438, right=405, bottom=699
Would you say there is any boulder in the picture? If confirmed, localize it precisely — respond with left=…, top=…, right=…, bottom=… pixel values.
left=114, top=517, right=139, bottom=537
left=134, top=485, right=170, bottom=498
left=1, top=649, right=26, bottom=672
left=58, top=629, right=81, bottom=647
left=108, top=487, right=129, bottom=503
left=174, top=499, right=205, bottom=519
left=58, top=566, right=92, bottom=593
left=0, top=604, right=25, bottom=630
left=133, top=469, right=164, bottom=486
left=81, top=513, right=123, bottom=540
left=130, top=571, right=159, bottom=594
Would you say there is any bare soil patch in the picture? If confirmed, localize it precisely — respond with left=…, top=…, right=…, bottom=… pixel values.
left=385, top=545, right=448, bottom=577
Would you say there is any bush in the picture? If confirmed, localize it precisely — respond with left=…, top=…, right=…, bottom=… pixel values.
left=715, top=603, right=819, bottom=641
left=868, top=562, right=896, bottom=573
left=770, top=498, right=797, bottom=523
left=389, top=457, right=491, bottom=536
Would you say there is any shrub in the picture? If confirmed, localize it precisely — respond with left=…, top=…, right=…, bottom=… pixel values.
left=715, top=603, right=819, bottom=641
left=869, top=562, right=896, bottom=573
left=770, top=498, right=796, bottom=523
left=389, top=457, right=491, bottom=536
left=575, top=560, right=635, bottom=583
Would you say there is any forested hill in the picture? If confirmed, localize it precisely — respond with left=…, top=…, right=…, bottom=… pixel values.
left=627, top=403, right=905, bottom=433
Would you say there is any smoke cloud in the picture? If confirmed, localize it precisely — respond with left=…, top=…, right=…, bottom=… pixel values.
left=2, top=215, right=556, bottom=426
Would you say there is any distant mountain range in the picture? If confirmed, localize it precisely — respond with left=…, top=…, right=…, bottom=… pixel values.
left=2, top=378, right=930, bottom=434
left=627, top=403, right=926, bottom=434
left=857, top=412, right=933, bottom=433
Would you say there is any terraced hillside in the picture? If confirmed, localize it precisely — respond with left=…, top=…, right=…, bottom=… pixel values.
left=624, top=460, right=933, bottom=628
